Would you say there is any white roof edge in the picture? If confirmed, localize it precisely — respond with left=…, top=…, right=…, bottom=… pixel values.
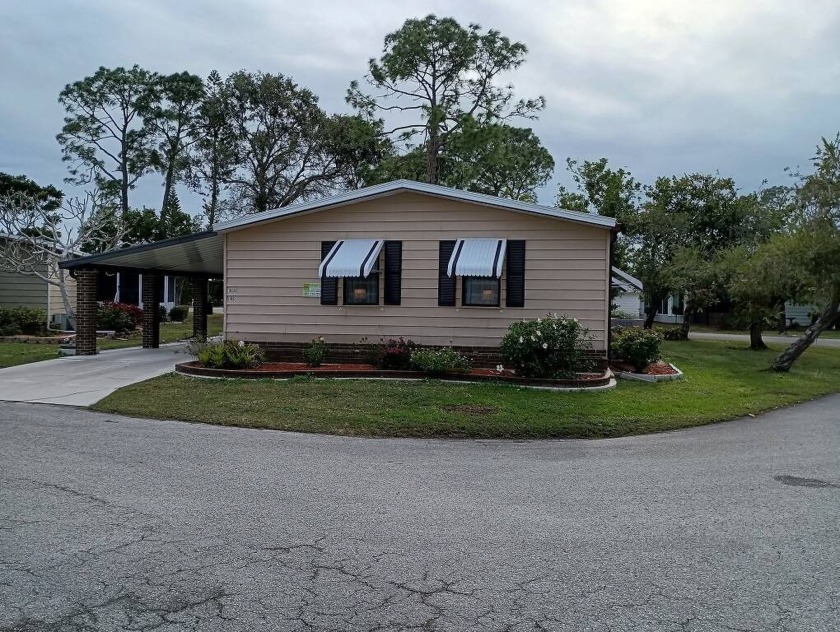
left=611, top=266, right=643, bottom=290
left=214, top=180, right=617, bottom=232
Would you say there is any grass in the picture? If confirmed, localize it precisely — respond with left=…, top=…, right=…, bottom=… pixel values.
left=0, top=314, right=223, bottom=368
left=92, top=339, right=840, bottom=439
left=690, top=325, right=840, bottom=339
left=99, top=314, right=223, bottom=350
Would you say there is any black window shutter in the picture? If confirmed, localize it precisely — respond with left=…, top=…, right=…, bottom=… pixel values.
left=438, top=240, right=456, bottom=306
left=320, top=241, right=338, bottom=305
left=506, top=240, right=526, bottom=308
left=383, top=241, right=402, bottom=305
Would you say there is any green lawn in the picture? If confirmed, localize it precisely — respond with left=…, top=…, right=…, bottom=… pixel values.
left=690, top=325, right=840, bottom=339
left=0, top=314, right=223, bottom=368
left=92, top=340, right=840, bottom=439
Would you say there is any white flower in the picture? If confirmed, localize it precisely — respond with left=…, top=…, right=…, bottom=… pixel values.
left=530, top=336, right=536, bottom=342
left=496, top=364, right=504, bottom=372
left=519, top=336, right=524, bottom=343
left=542, top=343, right=548, bottom=349
left=537, top=317, right=542, bottom=323
left=573, top=318, right=579, bottom=323
left=536, top=330, right=541, bottom=337
left=552, top=312, right=558, bottom=319
left=238, top=340, right=245, bottom=348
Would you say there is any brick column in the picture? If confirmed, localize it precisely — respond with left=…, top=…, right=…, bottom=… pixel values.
left=191, top=277, right=209, bottom=339
left=141, top=274, right=161, bottom=349
left=75, top=269, right=98, bottom=356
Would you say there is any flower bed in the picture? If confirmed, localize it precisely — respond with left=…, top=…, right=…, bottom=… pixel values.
left=175, top=361, right=614, bottom=389
left=611, top=361, right=683, bottom=383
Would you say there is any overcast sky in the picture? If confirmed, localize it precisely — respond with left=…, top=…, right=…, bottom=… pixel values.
left=1, top=0, right=838, bottom=212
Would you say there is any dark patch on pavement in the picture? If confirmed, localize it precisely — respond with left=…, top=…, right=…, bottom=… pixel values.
left=774, top=474, right=840, bottom=489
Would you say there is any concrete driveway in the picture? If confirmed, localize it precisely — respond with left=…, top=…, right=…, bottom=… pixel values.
left=0, top=344, right=188, bottom=406
left=1, top=398, right=837, bottom=631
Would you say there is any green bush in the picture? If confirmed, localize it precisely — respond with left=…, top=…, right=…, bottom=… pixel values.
left=611, top=327, right=663, bottom=372
left=96, top=302, right=141, bottom=333
left=410, top=348, right=471, bottom=375
left=0, top=306, right=46, bottom=336
left=190, top=339, right=265, bottom=369
left=611, top=309, right=639, bottom=320
left=168, top=305, right=188, bottom=322
left=303, top=336, right=329, bottom=367
left=500, top=314, right=594, bottom=378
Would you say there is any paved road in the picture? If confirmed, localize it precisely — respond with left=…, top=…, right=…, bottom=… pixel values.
left=689, top=331, right=840, bottom=348
left=1, top=400, right=838, bottom=631
left=0, top=345, right=188, bottom=406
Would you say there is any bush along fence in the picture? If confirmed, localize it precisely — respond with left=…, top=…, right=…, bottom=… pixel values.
left=176, top=314, right=615, bottom=389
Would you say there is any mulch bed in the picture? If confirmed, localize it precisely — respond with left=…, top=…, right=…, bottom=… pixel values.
left=176, top=361, right=613, bottom=388
left=610, top=361, right=680, bottom=376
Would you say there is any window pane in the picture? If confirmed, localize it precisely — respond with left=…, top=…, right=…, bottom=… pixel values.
left=463, top=277, right=500, bottom=307
left=344, top=274, right=379, bottom=305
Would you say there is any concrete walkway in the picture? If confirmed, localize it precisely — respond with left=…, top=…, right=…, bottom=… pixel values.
left=0, top=344, right=188, bottom=406
left=690, top=331, right=840, bottom=348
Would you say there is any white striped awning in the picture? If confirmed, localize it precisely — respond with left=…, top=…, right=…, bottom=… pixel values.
left=318, top=239, right=384, bottom=278
left=447, top=238, right=507, bottom=278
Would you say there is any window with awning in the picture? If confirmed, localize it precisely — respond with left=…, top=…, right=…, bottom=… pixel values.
left=447, top=238, right=507, bottom=278
left=318, top=239, right=385, bottom=278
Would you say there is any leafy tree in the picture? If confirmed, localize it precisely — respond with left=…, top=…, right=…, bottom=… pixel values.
left=223, top=71, right=380, bottom=214
left=555, top=158, right=641, bottom=267
left=148, top=71, right=205, bottom=214
left=189, top=71, right=238, bottom=227
left=757, top=136, right=840, bottom=371
left=348, top=14, right=545, bottom=184
left=56, top=65, right=159, bottom=218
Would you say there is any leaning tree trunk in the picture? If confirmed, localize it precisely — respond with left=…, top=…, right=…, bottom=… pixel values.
left=772, top=297, right=840, bottom=372
left=748, top=322, right=767, bottom=350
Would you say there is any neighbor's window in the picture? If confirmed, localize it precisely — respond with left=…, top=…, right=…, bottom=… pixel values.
left=343, top=262, right=380, bottom=305
left=463, top=277, right=500, bottom=307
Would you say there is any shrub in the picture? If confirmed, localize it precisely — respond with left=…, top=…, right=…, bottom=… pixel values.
left=379, top=337, right=417, bottom=369
left=303, top=336, right=329, bottom=367
left=611, top=309, right=638, bottom=320
left=500, top=314, right=594, bottom=378
left=168, top=305, right=188, bottom=322
left=0, top=306, right=46, bottom=336
left=611, top=327, right=662, bottom=372
left=158, top=304, right=168, bottom=322
left=191, top=340, right=265, bottom=369
left=410, top=348, right=471, bottom=375
left=97, top=302, right=142, bottom=333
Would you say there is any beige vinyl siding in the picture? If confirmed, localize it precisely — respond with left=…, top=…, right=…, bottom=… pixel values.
left=0, top=268, right=47, bottom=310
left=224, top=192, right=611, bottom=350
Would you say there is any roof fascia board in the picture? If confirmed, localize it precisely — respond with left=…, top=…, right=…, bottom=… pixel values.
left=214, top=180, right=616, bottom=233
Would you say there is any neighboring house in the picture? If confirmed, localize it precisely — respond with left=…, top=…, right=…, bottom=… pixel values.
left=611, top=267, right=644, bottom=317
left=653, top=294, right=684, bottom=324
left=217, top=180, right=616, bottom=355
left=0, top=266, right=77, bottom=329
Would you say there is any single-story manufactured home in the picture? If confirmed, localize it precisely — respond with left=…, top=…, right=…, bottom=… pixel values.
left=60, top=180, right=617, bottom=358
left=611, top=267, right=644, bottom=318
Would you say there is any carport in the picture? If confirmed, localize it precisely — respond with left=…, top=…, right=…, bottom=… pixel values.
left=59, top=232, right=224, bottom=355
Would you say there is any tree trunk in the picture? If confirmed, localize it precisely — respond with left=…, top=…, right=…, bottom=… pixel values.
left=57, top=268, right=76, bottom=330
left=643, top=307, right=658, bottom=329
left=426, top=141, right=439, bottom=185
left=680, top=303, right=695, bottom=337
left=772, top=297, right=840, bottom=372
left=748, top=322, right=767, bottom=350
left=161, top=161, right=176, bottom=215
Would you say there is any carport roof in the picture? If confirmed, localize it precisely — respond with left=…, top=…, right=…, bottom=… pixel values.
left=59, top=231, right=224, bottom=276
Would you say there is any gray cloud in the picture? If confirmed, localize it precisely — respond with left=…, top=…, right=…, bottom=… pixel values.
left=1, top=0, right=838, bottom=213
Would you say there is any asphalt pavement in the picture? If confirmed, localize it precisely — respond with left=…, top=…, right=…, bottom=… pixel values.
left=1, top=398, right=838, bottom=631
